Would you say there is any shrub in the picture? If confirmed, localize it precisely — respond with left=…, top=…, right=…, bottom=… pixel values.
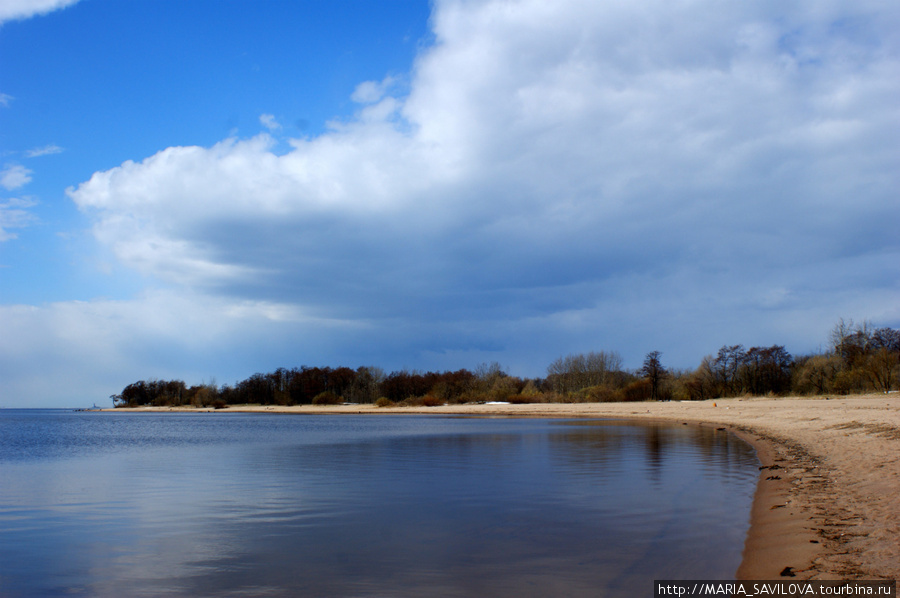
left=832, top=369, right=866, bottom=395
left=312, top=391, right=342, bottom=405
left=584, top=385, right=626, bottom=403
left=538, top=392, right=568, bottom=403
left=420, top=395, right=444, bottom=407
left=623, top=379, right=653, bottom=402
left=375, top=397, right=395, bottom=408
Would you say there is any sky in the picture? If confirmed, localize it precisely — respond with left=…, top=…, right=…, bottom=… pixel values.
left=1, top=0, right=898, bottom=407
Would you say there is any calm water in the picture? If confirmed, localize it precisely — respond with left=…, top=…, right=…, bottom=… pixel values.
left=0, top=410, right=759, bottom=597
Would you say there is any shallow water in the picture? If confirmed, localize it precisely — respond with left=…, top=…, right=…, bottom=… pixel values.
left=0, top=410, right=758, bottom=597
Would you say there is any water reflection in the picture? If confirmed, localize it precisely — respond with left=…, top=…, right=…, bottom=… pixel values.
left=552, top=420, right=755, bottom=478
left=0, top=413, right=757, bottom=598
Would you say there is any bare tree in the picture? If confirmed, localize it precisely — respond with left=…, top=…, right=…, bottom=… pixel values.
left=865, top=349, right=900, bottom=393
left=640, top=351, right=666, bottom=400
left=712, top=345, right=746, bottom=396
left=547, top=351, right=624, bottom=395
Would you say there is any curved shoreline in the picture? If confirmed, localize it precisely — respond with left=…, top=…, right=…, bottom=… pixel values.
left=728, top=427, right=833, bottom=580
left=103, top=394, right=900, bottom=580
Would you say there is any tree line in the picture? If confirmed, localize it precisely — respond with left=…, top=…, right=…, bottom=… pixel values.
left=111, top=319, right=900, bottom=408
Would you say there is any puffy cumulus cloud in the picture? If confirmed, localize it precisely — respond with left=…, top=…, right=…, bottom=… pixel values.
left=68, top=131, right=444, bottom=294
left=67, top=0, right=900, bottom=378
left=0, top=0, right=79, bottom=25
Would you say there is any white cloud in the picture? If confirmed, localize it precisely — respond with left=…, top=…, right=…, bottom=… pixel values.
left=70, top=1, right=899, bottom=290
left=0, top=0, right=79, bottom=25
left=259, top=113, right=281, bottom=132
left=27, top=0, right=900, bottom=403
left=0, top=196, right=37, bottom=241
left=25, top=144, right=64, bottom=158
left=351, top=75, right=399, bottom=104
left=0, top=92, right=11, bottom=107
left=1, top=163, right=32, bottom=190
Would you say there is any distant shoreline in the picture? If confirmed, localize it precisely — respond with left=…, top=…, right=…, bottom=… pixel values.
left=105, top=394, right=900, bottom=580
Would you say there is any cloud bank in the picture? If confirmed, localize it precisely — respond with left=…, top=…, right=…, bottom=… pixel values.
left=10, top=0, right=900, bottom=404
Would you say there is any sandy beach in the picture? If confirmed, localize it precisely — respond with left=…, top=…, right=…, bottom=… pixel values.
left=109, top=394, right=900, bottom=581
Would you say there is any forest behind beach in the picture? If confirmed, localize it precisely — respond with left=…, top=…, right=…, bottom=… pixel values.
left=112, top=319, right=899, bottom=409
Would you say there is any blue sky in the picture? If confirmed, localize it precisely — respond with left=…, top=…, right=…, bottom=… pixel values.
left=1, top=0, right=898, bottom=407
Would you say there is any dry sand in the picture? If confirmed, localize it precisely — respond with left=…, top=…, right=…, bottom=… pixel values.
left=109, top=394, right=900, bottom=580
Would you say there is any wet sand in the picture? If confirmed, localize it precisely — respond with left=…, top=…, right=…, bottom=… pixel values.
left=107, top=394, right=900, bottom=580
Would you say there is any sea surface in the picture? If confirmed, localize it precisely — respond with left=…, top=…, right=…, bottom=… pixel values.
left=0, top=409, right=759, bottom=597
